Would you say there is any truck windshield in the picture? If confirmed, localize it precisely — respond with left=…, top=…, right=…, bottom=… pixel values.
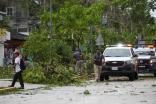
left=134, top=51, right=155, bottom=56
left=104, top=48, right=131, bottom=57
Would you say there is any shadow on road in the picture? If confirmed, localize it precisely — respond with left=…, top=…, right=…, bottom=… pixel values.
left=100, top=74, right=156, bottom=82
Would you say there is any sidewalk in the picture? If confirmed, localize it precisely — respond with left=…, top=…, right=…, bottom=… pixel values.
left=0, top=79, right=46, bottom=90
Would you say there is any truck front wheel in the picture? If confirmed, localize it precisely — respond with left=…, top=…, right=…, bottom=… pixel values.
left=129, top=73, right=135, bottom=81
left=100, top=74, right=104, bottom=81
left=104, top=75, right=109, bottom=80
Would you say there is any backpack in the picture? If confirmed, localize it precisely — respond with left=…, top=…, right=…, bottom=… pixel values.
left=20, top=59, right=26, bottom=71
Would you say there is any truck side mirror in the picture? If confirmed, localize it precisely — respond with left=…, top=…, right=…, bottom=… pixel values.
left=133, top=54, right=138, bottom=57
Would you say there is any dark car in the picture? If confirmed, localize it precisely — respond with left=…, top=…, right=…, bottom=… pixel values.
left=133, top=47, right=156, bottom=77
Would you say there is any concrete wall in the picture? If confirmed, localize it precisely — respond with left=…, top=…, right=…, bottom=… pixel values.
left=0, top=43, right=4, bottom=67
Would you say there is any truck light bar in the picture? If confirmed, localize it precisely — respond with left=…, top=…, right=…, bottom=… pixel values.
left=106, top=44, right=132, bottom=47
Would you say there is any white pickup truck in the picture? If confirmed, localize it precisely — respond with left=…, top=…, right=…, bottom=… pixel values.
left=101, top=46, right=138, bottom=81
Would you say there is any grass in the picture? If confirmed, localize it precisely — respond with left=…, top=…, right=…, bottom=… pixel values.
left=151, top=84, right=156, bottom=87
left=83, top=90, right=91, bottom=95
left=0, top=68, right=13, bottom=79
left=140, top=91, right=145, bottom=93
left=0, top=87, right=22, bottom=95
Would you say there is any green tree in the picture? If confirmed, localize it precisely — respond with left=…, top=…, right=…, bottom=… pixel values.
left=101, top=0, right=156, bottom=44
left=23, top=0, right=105, bottom=68
left=24, top=0, right=156, bottom=64
left=40, top=1, right=105, bottom=48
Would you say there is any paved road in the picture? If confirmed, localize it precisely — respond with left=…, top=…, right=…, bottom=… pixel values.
left=0, top=79, right=46, bottom=90
left=0, top=76, right=156, bottom=104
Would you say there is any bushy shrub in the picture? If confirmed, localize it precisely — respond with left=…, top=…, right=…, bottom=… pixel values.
left=54, top=41, right=72, bottom=65
left=23, top=63, right=46, bottom=84
left=48, top=65, right=80, bottom=85
left=84, top=53, right=94, bottom=75
left=23, top=63, right=81, bottom=85
left=0, top=66, right=14, bottom=79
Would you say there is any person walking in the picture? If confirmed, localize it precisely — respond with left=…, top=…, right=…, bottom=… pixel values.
left=9, top=51, right=24, bottom=89
left=73, top=49, right=85, bottom=75
left=77, top=53, right=85, bottom=75
left=93, top=48, right=104, bottom=82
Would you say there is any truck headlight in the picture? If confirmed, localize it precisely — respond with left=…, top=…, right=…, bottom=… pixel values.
left=150, top=59, right=156, bottom=64
left=126, top=60, right=133, bottom=64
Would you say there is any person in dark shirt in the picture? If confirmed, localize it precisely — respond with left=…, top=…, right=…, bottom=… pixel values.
left=93, top=48, right=104, bottom=82
left=73, top=49, right=85, bottom=75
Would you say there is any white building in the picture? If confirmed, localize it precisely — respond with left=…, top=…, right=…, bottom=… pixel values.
left=0, top=31, right=10, bottom=67
left=0, top=0, right=31, bottom=67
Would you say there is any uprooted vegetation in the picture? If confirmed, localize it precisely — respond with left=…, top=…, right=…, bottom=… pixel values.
left=0, top=87, right=21, bottom=95
left=23, top=63, right=84, bottom=86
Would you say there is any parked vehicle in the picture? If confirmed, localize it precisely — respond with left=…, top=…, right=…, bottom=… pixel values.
left=133, top=45, right=156, bottom=77
left=101, top=44, right=138, bottom=81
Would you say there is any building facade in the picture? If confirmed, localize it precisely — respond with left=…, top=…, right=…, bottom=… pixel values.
left=0, top=0, right=31, bottom=67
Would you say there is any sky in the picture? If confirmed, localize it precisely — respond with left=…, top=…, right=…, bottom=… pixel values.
left=151, top=10, right=156, bottom=18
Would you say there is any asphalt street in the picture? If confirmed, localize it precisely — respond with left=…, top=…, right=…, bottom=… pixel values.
left=0, top=75, right=156, bottom=104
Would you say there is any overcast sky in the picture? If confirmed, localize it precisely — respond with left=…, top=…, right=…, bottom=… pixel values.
left=151, top=10, right=156, bottom=18
left=150, top=0, right=156, bottom=18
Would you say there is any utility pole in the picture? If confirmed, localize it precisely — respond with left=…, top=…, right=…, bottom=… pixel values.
left=49, top=0, right=52, bottom=64
left=43, top=0, right=46, bottom=12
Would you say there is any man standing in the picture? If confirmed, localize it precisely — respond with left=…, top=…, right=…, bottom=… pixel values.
left=73, top=49, right=85, bottom=75
left=93, top=48, right=104, bottom=82
left=9, top=51, right=24, bottom=89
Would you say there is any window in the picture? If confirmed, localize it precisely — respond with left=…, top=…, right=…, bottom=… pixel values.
left=18, top=28, right=28, bottom=32
left=6, top=7, right=13, bottom=16
left=104, top=48, right=132, bottom=57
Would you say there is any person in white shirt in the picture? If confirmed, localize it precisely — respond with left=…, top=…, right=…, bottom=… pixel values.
left=9, top=51, right=24, bottom=89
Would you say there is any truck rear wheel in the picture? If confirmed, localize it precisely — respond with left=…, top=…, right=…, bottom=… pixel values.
left=129, top=73, right=135, bottom=81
